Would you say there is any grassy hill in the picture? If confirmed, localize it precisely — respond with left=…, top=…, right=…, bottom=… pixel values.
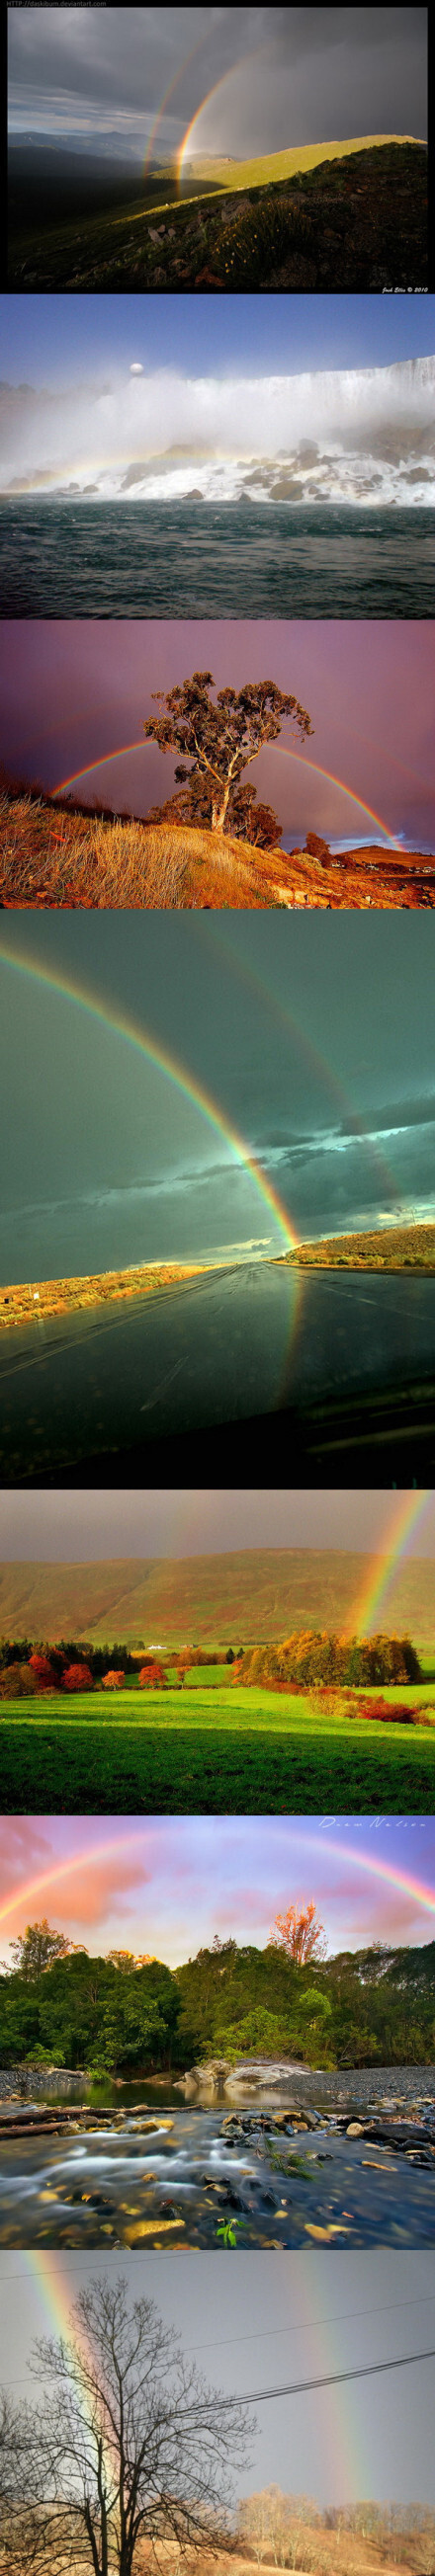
left=279, top=1223, right=435, bottom=1270
left=0, top=798, right=290, bottom=911
left=8, top=139, right=426, bottom=291
left=0, top=1546, right=434, bottom=1649
left=1, top=794, right=433, bottom=913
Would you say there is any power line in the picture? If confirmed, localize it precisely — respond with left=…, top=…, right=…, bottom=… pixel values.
left=181, top=2350, right=435, bottom=2416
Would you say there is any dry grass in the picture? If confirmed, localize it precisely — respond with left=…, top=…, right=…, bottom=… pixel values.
left=0, top=1260, right=211, bottom=1332
left=0, top=796, right=287, bottom=910
left=277, top=1223, right=435, bottom=1271
left=1, top=794, right=433, bottom=911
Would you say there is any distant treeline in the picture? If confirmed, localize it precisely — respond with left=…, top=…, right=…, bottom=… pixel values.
left=0, top=1640, right=241, bottom=1696
left=0, top=1633, right=421, bottom=1693
left=1, top=1926, right=434, bottom=2074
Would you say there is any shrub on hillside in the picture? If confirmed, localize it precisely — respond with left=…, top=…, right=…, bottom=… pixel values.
left=216, top=195, right=313, bottom=285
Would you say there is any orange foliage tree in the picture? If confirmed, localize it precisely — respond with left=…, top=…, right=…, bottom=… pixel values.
left=102, top=1669, right=125, bottom=1690
left=28, top=1652, right=57, bottom=1690
left=270, top=1902, right=327, bottom=1965
left=138, top=1661, right=167, bottom=1689
left=62, top=1661, right=94, bottom=1691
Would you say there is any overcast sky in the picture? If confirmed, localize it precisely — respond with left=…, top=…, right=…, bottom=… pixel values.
left=0, top=914, right=435, bottom=1276
left=2, top=621, right=433, bottom=853
left=1, top=1489, right=434, bottom=1562
left=7, top=8, right=427, bottom=163
left=1, top=2250, right=434, bottom=2510
left=1, top=1815, right=434, bottom=1963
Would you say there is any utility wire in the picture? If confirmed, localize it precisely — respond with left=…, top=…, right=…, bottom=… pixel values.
left=180, top=2349, right=435, bottom=2416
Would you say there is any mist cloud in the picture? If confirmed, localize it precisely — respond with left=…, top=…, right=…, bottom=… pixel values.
left=1, top=355, right=434, bottom=506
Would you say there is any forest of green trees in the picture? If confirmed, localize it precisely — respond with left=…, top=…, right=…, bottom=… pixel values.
left=1, top=1921, right=434, bottom=2074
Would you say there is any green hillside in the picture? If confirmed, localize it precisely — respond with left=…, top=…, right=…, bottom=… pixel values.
left=186, top=133, right=423, bottom=196
left=0, top=1548, right=433, bottom=1650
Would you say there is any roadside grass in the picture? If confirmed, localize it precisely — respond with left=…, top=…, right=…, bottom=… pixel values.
left=2, top=1684, right=434, bottom=1812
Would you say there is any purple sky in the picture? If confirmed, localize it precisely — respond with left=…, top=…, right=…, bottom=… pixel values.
left=1, top=1816, right=434, bottom=1966
left=2, top=620, right=434, bottom=850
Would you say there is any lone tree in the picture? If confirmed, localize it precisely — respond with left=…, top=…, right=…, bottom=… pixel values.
left=143, top=672, right=313, bottom=835
left=0, top=2276, right=254, bottom=2576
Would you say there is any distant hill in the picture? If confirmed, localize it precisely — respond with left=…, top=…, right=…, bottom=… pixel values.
left=0, top=1548, right=433, bottom=1648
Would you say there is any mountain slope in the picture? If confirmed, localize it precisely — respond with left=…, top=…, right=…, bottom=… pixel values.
left=0, top=1548, right=433, bottom=1648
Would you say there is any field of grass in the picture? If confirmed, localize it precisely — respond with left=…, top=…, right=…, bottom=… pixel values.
left=8, top=138, right=426, bottom=292
left=2, top=1683, right=434, bottom=1813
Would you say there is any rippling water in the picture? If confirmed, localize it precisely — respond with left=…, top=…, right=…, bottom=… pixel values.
left=0, top=1263, right=434, bottom=1480
left=0, top=501, right=433, bottom=616
left=1, top=2079, right=434, bottom=2250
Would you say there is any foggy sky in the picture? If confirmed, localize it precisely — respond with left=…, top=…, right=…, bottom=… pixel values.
left=1, top=1489, right=434, bottom=1562
left=1, top=915, right=435, bottom=1275
left=7, top=8, right=427, bottom=160
left=1, top=2251, right=434, bottom=2510
left=1, top=1815, right=434, bottom=1963
left=1, top=621, right=433, bottom=852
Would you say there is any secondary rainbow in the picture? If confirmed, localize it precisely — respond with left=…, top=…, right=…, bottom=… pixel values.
left=0, top=942, right=299, bottom=1253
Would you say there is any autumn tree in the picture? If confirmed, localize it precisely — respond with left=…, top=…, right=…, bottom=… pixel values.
left=0, top=2276, right=254, bottom=2576
left=28, top=1653, right=57, bottom=1690
left=143, top=671, right=312, bottom=835
left=101, top=1669, right=125, bottom=1690
left=62, top=1662, right=94, bottom=1692
left=138, top=1660, right=167, bottom=1688
left=270, top=1902, right=327, bottom=1966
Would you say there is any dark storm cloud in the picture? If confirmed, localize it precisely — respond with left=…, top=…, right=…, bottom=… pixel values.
left=337, top=1096, right=435, bottom=1139
left=8, top=7, right=427, bottom=153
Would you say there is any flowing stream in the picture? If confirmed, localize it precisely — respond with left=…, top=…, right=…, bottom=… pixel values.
left=0, top=2075, right=434, bottom=2250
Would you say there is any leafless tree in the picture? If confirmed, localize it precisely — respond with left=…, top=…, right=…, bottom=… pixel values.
left=0, top=2277, right=254, bottom=2576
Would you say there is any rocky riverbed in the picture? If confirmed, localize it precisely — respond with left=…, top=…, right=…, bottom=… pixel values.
left=0, top=2076, right=434, bottom=2249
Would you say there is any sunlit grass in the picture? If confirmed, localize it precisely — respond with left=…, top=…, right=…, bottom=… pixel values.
left=2, top=1683, right=434, bottom=1814
left=0, top=799, right=286, bottom=912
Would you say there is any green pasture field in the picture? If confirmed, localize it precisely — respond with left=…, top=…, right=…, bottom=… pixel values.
left=1, top=1681, right=434, bottom=1814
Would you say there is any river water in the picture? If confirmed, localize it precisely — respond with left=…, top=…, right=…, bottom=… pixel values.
left=1, top=1264, right=435, bottom=1481
left=0, top=501, right=433, bottom=618
left=0, top=2074, right=434, bottom=2250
